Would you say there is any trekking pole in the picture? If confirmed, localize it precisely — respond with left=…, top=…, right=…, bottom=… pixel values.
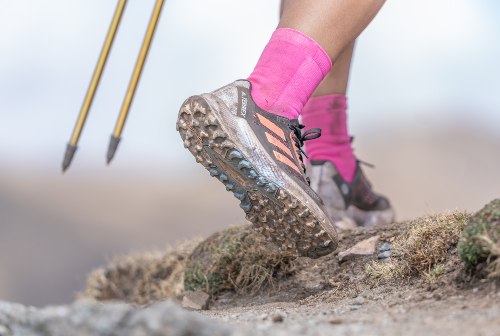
left=62, top=0, right=128, bottom=172
left=106, top=0, right=165, bottom=164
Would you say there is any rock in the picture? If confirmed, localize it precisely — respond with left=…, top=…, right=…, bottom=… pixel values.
left=459, top=199, right=500, bottom=279
left=378, top=250, right=392, bottom=260
left=329, top=318, right=343, bottom=325
left=338, top=236, right=380, bottom=262
left=0, top=300, right=236, bottom=336
left=379, top=242, right=392, bottom=252
left=271, top=312, right=285, bottom=323
left=182, top=291, right=210, bottom=310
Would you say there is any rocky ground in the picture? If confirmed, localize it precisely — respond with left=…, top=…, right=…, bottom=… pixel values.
left=1, top=283, right=499, bottom=336
left=1, top=202, right=499, bottom=336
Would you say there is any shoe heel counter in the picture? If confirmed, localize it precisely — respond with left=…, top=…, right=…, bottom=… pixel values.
left=308, top=162, right=348, bottom=211
left=209, top=80, right=251, bottom=116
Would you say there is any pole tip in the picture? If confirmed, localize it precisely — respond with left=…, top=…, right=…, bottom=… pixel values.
left=106, top=135, right=121, bottom=165
left=62, top=144, right=77, bottom=173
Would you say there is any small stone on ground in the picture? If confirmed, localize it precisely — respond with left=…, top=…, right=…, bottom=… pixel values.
left=182, top=291, right=210, bottom=310
left=338, top=236, right=380, bottom=262
left=378, top=250, right=392, bottom=259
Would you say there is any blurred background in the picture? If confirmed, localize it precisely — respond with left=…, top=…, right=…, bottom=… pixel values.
left=0, top=0, right=499, bottom=306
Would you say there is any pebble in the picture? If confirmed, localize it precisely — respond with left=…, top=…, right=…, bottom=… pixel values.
left=338, top=236, right=380, bottom=262
left=182, top=291, right=210, bottom=310
left=379, top=242, right=392, bottom=252
left=329, top=318, right=344, bottom=325
left=378, top=250, right=392, bottom=259
left=271, top=313, right=285, bottom=323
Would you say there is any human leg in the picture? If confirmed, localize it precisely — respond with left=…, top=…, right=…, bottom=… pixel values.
left=248, top=0, right=385, bottom=119
left=177, top=1, right=385, bottom=257
left=285, top=22, right=395, bottom=227
left=304, top=79, right=396, bottom=227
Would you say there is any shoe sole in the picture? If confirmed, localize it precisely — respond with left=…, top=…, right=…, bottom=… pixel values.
left=177, top=95, right=336, bottom=258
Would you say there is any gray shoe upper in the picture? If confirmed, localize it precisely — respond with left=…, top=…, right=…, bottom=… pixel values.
left=210, top=79, right=325, bottom=205
left=307, top=160, right=395, bottom=227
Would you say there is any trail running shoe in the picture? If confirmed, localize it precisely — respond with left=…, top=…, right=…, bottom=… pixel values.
left=176, top=80, right=339, bottom=258
left=307, top=160, right=395, bottom=227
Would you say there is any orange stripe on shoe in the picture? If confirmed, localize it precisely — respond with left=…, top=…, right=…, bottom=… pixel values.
left=265, top=132, right=294, bottom=158
left=257, top=113, right=286, bottom=140
left=273, top=150, right=301, bottom=174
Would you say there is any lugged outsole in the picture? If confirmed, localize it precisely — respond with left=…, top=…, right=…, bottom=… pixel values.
left=176, top=96, right=335, bottom=258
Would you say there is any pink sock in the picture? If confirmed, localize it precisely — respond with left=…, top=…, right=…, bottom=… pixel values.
left=301, top=94, right=357, bottom=182
left=248, top=28, right=332, bottom=120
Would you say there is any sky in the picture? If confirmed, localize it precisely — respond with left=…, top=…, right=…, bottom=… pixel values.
left=0, top=0, right=499, bottom=174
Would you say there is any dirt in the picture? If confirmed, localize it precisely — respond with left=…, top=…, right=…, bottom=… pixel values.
left=80, top=212, right=500, bottom=335
left=198, top=221, right=500, bottom=335
left=203, top=286, right=500, bottom=335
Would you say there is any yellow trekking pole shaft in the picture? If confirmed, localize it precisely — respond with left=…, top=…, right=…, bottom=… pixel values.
left=62, top=0, right=127, bottom=172
left=106, top=0, right=165, bottom=164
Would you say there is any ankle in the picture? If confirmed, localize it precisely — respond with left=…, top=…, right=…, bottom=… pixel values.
left=248, top=28, right=332, bottom=120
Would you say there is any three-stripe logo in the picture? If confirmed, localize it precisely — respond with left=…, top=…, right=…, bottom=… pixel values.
left=256, top=113, right=302, bottom=174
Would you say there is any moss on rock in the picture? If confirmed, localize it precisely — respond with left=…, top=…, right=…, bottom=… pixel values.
left=184, top=225, right=296, bottom=295
left=459, top=199, right=500, bottom=278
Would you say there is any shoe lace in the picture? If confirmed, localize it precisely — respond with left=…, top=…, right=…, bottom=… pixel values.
left=289, top=124, right=321, bottom=182
left=357, top=158, right=375, bottom=169
left=350, top=136, right=375, bottom=168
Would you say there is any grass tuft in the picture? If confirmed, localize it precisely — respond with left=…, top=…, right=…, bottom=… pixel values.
left=422, top=264, right=447, bottom=284
left=367, top=211, right=470, bottom=282
left=81, top=240, right=200, bottom=305
left=184, top=225, right=296, bottom=295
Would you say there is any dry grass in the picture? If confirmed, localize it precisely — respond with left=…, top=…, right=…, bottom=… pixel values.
left=365, top=261, right=406, bottom=282
left=81, top=225, right=296, bottom=304
left=81, top=239, right=200, bottom=305
left=184, top=225, right=296, bottom=295
left=366, top=211, right=470, bottom=283
left=422, top=264, right=447, bottom=284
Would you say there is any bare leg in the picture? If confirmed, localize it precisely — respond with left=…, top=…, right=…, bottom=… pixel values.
left=278, top=1, right=395, bottom=227
left=313, top=41, right=355, bottom=97
left=279, top=0, right=384, bottom=61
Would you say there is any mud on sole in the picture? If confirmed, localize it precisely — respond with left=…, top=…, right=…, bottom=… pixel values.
left=176, top=96, right=335, bottom=258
